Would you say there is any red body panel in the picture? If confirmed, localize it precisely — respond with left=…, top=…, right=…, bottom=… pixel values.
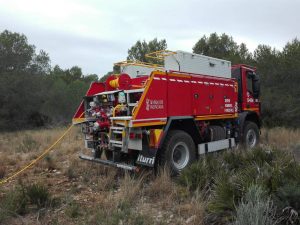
left=190, top=74, right=237, bottom=116
left=131, top=76, right=148, bottom=89
left=167, top=74, right=192, bottom=116
left=133, top=71, right=238, bottom=122
left=87, top=82, right=106, bottom=96
left=73, top=82, right=105, bottom=119
left=73, top=66, right=258, bottom=123
left=134, top=74, right=168, bottom=120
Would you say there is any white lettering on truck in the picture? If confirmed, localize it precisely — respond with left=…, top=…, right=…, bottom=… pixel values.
left=146, top=99, right=164, bottom=111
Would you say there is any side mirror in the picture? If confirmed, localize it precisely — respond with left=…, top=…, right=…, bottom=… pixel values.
left=247, top=71, right=255, bottom=79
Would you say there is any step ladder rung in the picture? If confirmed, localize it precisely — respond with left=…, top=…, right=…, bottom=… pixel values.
left=110, top=140, right=123, bottom=144
left=113, top=131, right=123, bottom=134
left=110, top=126, right=125, bottom=130
left=112, top=144, right=123, bottom=147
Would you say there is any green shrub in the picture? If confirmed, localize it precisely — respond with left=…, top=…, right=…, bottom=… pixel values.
left=274, top=182, right=300, bottom=224
left=276, top=182, right=300, bottom=211
left=222, top=150, right=247, bottom=170
left=255, top=150, right=300, bottom=193
left=234, top=184, right=277, bottom=225
left=0, top=182, right=53, bottom=222
left=0, top=185, right=28, bottom=222
left=208, top=172, right=240, bottom=222
left=244, top=147, right=274, bottom=167
left=179, top=147, right=300, bottom=224
left=26, top=183, right=50, bottom=208
left=178, top=155, right=221, bottom=192
left=65, top=201, right=81, bottom=218
left=89, top=201, right=154, bottom=225
left=178, top=148, right=300, bottom=222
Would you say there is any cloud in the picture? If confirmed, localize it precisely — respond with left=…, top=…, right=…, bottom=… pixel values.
left=0, top=0, right=299, bottom=75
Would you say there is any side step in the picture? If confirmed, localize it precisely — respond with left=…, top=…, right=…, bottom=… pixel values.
left=198, top=138, right=236, bottom=155
left=79, top=154, right=138, bottom=171
left=109, top=126, right=125, bottom=148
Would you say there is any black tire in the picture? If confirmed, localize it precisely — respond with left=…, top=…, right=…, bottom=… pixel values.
left=159, top=130, right=196, bottom=175
left=242, top=121, right=259, bottom=149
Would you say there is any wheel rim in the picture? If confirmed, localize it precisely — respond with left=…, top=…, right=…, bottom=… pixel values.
left=171, top=142, right=190, bottom=170
left=246, top=129, right=257, bottom=148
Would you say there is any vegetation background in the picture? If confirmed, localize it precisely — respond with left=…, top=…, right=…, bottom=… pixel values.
left=1, top=30, right=300, bottom=131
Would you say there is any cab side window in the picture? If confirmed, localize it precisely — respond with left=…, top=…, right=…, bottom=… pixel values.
left=246, top=74, right=253, bottom=94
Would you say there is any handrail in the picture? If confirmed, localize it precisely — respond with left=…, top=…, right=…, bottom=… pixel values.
left=114, top=60, right=163, bottom=69
left=112, top=104, right=126, bottom=117
left=145, top=50, right=177, bottom=60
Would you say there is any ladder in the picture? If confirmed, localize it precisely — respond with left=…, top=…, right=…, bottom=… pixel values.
left=109, top=126, right=125, bottom=149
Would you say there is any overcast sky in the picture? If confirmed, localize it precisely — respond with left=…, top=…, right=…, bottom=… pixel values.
left=0, top=0, right=299, bottom=76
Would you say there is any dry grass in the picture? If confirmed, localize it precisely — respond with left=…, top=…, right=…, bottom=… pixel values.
left=261, top=127, right=300, bottom=161
left=261, top=127, right=300, bottom=148
left=145, top=167, right=178, bottom=210
left=0, top=127, right=82, bottom=174
left=0, top=126, right=299, bottom=224
left=146, top=167, right=174, bottom=198
left=116, top=172, right=144, bottom=205
left=176, top=193, right=205, bottom=225
left=94, top=168, right=118, bottom=191
left=0, top=166, right=6, bottom=179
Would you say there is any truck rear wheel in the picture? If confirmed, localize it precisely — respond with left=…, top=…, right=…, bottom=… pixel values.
left=242, top=121, right=259, bottom=148
left=160, top=130, right=196, bottom=175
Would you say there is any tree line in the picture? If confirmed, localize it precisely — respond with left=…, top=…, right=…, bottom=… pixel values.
left=0, top=30, right=98, bottom=130
left=0, top=30, right=299, bottom=131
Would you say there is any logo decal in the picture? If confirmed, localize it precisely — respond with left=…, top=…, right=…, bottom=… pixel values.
left=145, top=98, right=164, bottom=111
left=136, top=154, right=155, bottom=165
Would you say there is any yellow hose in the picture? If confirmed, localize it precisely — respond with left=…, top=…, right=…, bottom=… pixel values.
left=112, top=104, right=124, bottom=117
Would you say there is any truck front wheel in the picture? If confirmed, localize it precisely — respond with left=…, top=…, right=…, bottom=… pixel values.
left=160, top=130, right=196, bottom=175
left=242, top=121, right=259, bottom=148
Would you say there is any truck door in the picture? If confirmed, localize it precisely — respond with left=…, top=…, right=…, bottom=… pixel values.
left=242, top=67, right=260, bottom=114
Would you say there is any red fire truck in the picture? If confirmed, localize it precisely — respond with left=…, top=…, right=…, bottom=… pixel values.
left=73, top=50, right=261, bottom=174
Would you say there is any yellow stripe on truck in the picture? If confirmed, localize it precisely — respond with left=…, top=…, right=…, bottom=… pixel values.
left=149, top=129, right=163, bottom=148
left=132, top=121, right=166, bottom=127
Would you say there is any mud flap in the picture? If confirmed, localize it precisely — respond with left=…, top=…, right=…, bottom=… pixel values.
left=136, top=148, right=158, bottom=167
